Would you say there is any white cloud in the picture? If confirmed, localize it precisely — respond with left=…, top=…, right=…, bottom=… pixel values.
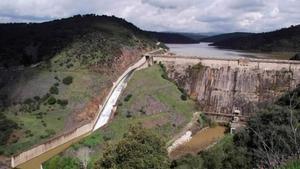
left=0, top=0, right=299, bottom=33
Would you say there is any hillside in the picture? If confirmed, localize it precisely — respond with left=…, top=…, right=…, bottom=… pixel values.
left=0, top=14, right=155, bottom=67
left=200, top=32, right=253, bottom=43
left=43, top=64, right=198, bottom=168
left=213, top=25, right=300, bottom=52
left=148, top=31, right=198, bottom=44
left=0, top=14, right=157, bottom=158
left=179, top=33, right=208, bottom=41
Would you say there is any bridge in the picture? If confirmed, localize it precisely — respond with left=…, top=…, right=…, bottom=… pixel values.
left=145, top=50, right=300, bottom=120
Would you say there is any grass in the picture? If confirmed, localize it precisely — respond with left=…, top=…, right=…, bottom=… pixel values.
left=281, top=160, right=300, bottom=169
left=0, top=62, right=109, bottom=155
left=50, top=65, right=198, bottom=168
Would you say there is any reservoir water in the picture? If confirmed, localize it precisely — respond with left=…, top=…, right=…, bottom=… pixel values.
left=167, top=43, right=271, bottom=59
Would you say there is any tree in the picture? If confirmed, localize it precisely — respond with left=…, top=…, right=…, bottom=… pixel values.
left=234, top=87, right=300, bottom=168
left=49, top=86, right=59, bottom=94
left=47, top=96, right=56, bottom=105
left=62, top=76, right=73, bottom=85
left=44, top=156, right=81, bottom=169
left=95, top=124, right=170, bottom=169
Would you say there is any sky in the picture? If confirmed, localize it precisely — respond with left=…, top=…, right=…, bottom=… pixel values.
left=0, top=0, right=299, bottom=33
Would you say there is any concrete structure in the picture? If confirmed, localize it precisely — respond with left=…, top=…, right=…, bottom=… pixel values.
left=147, top=53, right=300, bottom=120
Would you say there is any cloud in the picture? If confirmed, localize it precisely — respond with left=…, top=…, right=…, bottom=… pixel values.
left=0, top=0, right=299, bottom=33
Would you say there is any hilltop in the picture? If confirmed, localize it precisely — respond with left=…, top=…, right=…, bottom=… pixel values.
left=200, top=32, right=254, bottom=43
left=212, top=25, right=300, bottom=52
left=0, top=14, right=156, bottom=67
left=148, top=31, right=198, bottom=44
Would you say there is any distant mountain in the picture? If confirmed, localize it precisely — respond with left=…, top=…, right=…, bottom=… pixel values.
left=212, top=25, right=300, bottom=52
left=179, top=33, right=208, bottom=41
left=148, top=31, right=198, bottom=44
left=200, top=32, right=254, bottom=43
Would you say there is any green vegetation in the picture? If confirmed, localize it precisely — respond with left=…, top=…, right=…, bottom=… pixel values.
left=49, top=86, right=59, bottom=94
left=62, top=76, right=73, bottom=85
left=281, top=160, right=300, bottom=169
left=0, top=69, right=109, bottom=155
left=213, top=25, right=300, bottom=53
left=0, top=14, right=156, bottom=67
left=0, top=112, right=18, bottom=146
left=124, top=94, right=132, bottom=102
left=45, top=64, right=198, bottom=168
left=57, top=99, right=68, bottom=107
left=47, top=96, right=57, bottom=105
left=94, top=124, right=170, bottom=169
left=44, top=156, right=81, bottom=169
left=173, top=86, right=300, bottom=169
left=0, top=14, right=157, bottom=159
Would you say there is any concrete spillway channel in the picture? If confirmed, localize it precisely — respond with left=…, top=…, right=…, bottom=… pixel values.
left=93, top=70, right=134, bottom=131
left=16, top=69, right=136, bottom=169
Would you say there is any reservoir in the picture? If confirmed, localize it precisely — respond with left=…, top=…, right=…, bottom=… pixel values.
left=167, top=43, right=271, bottom=59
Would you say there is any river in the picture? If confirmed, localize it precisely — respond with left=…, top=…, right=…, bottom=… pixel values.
left=169, top=126, right=226, bottom=159
left=167, top=43, right=271, bottom=59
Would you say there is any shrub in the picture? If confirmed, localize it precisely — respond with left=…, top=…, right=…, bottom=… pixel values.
left=47, top=96, right=56, bottom=105
left=124, top=94, right=132, bottom=102
left=49, top=86, right=59, bottom=95
left=181, top=94, right=187, bottom=101
left=23, top=98, right=34, bottom=104
left=57, top=99, right=68, bottom=106
left=33, top=96, right=40, bottom=101
left=62, top=76, right=73, bottom=85
left=126, top=111, right=132, bottom=118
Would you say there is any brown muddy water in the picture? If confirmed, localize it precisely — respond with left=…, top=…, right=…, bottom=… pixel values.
left=16, top=133, right=89, bottom=169
left=169, top=126, right=226, bottom=159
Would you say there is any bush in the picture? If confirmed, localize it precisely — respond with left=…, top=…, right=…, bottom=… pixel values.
left=47, top=96, right=56, bottom=105
left=57, top=99, right=68, bottom=106
left=126, top=111, right=132, bottom=118
left=49, top=86, right=59, bottom=95
left=95, top=124, right=170, bottom=169
left=0, top=113, right=18, bottom=145
left=180, top=94, right=187, bottom=101
left=33, top=96, right=40, bottom=101
left=23, top=98, right=34, bottom=104
left=124, top=94, right=132, bottom=102
left=62, top=76, right=73, bottom=85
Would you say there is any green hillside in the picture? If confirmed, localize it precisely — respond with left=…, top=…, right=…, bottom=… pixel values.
left=0, top=14, right=157, bottom=156
left=213, top=25, right=300, bottom=52
left=44, top=64, right=198, bottom=169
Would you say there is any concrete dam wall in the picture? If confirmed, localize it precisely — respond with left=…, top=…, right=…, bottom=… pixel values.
left=153, top=56, right=300, bottom=119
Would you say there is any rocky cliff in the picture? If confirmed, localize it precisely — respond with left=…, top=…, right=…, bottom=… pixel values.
left=156, top=57, right=300, bottom=118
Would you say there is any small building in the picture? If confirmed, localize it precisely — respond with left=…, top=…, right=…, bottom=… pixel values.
left=230, top=109, right=242, bottom=134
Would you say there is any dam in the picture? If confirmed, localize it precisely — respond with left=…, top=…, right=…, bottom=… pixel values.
left=147, top=53, right=300, bottom=120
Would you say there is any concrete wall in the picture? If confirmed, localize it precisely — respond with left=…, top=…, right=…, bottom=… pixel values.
left=11, top=56, right=148, bottom=168
left=153, top=55, right=300, bottom=119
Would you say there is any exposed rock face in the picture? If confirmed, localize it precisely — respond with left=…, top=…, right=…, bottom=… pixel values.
left=155, top=57, right=300, bottom=118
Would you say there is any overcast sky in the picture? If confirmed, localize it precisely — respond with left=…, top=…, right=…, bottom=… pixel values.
left=0, top=0, right=299, bottom=33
